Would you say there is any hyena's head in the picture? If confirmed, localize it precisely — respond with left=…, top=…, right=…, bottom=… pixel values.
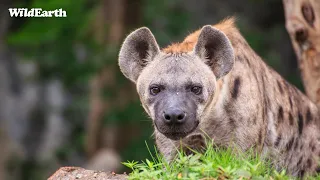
left=118, top=26, right=234, bottom=140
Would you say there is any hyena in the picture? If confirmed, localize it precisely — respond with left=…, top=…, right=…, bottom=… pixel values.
left=118, top=18, right=320, bottom=177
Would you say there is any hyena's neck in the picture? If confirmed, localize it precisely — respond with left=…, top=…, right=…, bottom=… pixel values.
left=210, top=33, right=320, bottom=176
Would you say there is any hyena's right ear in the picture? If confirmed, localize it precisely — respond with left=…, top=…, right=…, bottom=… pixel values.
left=118, top=27, right=160, bottom=83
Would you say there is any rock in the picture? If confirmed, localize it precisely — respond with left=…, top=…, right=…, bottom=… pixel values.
left=48, top=167, right=128, bottom=180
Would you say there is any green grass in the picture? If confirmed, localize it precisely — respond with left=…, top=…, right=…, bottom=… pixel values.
left=122, top=141, right=320, bottom=180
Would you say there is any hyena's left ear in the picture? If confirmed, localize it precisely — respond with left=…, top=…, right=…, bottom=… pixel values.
left=193, top=25, right=235, bottom=79
left=118, top=27, right=160, bottom=83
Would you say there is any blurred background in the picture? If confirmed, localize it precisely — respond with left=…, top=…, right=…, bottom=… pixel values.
left=0, top=0, right=303, bottom=179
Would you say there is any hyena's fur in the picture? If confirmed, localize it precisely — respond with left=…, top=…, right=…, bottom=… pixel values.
left=119, top=18, right=320, bottom=177
left=165, top=18, right=320, bottom=177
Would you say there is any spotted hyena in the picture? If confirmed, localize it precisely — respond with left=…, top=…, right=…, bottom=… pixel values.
left=118, top=18, right=320, bottom=177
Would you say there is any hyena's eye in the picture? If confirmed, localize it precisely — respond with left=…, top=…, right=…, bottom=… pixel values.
left=191, top=86, right=202, bottom=95
left=150, top=86, right=161, bottom=95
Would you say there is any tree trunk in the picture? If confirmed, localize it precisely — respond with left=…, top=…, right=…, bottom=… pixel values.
left=86, top=0, right=126, bottom=158
left=0, top=1, right=23, bottom=180
left=283, top=0, right=320, bottom=109
left=85, top=0, right=142, bottom=167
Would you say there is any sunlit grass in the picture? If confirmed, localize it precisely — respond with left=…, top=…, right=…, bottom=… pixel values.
left=122, top=141, right=298, bottom=180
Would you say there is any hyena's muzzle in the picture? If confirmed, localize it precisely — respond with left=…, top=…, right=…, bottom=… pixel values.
left=153, top=92, right=199, bottom=140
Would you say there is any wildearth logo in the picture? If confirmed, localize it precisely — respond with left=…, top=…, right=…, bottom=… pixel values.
left=8, top=8, right=67, bottom=17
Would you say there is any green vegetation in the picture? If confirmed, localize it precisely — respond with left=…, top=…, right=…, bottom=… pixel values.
left=123, top=142, right=320, bottom=180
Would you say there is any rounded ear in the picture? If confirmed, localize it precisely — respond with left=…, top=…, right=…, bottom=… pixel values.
left=118, top=27, right=160, bottom=83
left=193, top=25, right=235, bottom=79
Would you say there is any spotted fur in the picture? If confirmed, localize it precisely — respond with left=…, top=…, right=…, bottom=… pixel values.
left=118, top=17, right=320, bottom=178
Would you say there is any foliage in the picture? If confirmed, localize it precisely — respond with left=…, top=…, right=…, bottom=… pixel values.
left=123, top=142, right=320, bottom=180
left=8, top=0, right=99, bottom=86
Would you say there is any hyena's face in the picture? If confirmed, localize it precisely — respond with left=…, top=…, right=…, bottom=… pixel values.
left=136, top=54, right=216, bottom=140
left=118, top=25, right=234, bottom=140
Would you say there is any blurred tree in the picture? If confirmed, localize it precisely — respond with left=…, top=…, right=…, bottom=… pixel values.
left=7, top=0, right=100, bottom=179
left=85, top=0, right=143, bottom=171
left=0, top=1, right=25, bottom=180
left=283, top=0, right=320, bottom=109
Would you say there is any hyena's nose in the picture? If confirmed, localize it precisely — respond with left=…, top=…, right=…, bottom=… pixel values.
left=163, top=109, right=186, bottom=125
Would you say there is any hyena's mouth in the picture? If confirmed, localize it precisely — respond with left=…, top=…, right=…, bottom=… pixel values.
left=163, top=132, right=189, bottom=140
left=157, top=120, right=199, bottom=140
